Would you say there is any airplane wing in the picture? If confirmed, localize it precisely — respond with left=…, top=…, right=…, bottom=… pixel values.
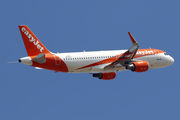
left=110, top=32, right=139, bottom=66
left=76, top=32, right=139, bottom=71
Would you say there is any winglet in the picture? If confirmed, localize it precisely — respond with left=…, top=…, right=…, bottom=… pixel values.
left=128, top=32, right=138, bottom=43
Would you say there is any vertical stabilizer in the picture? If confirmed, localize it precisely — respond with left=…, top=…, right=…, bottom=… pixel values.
left=19, top=25, right=50, bottom=56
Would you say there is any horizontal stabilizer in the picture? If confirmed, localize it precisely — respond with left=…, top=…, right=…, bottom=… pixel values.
left=32, top=54, right=46, bottom=63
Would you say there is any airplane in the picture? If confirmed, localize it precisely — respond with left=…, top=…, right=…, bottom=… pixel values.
left=18, top=25, right=174, bottom=80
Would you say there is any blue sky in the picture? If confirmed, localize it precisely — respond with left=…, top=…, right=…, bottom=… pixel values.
left=1, top=0, right=179, bottom=120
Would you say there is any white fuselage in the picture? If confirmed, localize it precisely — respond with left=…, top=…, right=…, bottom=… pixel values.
left=54, top=49, right=174, bottom=73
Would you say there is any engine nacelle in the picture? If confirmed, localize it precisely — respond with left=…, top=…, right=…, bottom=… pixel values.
left=126, top=61, right=149, bottom=72
left=93, top=72, right=116, bottom=80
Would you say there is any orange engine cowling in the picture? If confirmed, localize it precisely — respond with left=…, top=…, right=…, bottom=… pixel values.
left=126, top=61, right=149, bottom=72
left=93, top=72, right=116, bottom=80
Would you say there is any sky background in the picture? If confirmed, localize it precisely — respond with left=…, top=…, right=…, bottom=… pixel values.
left=0, top=0, right=179, bottom=120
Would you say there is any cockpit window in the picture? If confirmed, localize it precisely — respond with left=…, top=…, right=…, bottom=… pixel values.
left=164, top=53, right=168, bottom=55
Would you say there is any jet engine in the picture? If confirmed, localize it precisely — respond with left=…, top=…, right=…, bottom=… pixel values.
left=93, top=72, right=116, bottom=80
left=126, top=61, right=149, bottom=72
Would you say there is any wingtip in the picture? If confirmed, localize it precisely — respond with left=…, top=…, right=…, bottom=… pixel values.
left=128, top=32, right=137, bottom=44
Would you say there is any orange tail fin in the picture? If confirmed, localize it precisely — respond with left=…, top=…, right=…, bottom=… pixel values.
left=19, top=25, right=50, bottom=56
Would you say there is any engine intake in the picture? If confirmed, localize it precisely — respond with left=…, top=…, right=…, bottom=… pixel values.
left=126, top=61, right=149, bottom=72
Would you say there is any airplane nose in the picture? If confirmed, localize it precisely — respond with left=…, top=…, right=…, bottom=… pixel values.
left=168, top=56, right=174, bottom=65
left=170, top=56, right=174, bottom=64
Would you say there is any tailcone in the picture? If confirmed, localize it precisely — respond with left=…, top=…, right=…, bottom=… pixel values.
left=19, top=56, right=32, bottom=65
